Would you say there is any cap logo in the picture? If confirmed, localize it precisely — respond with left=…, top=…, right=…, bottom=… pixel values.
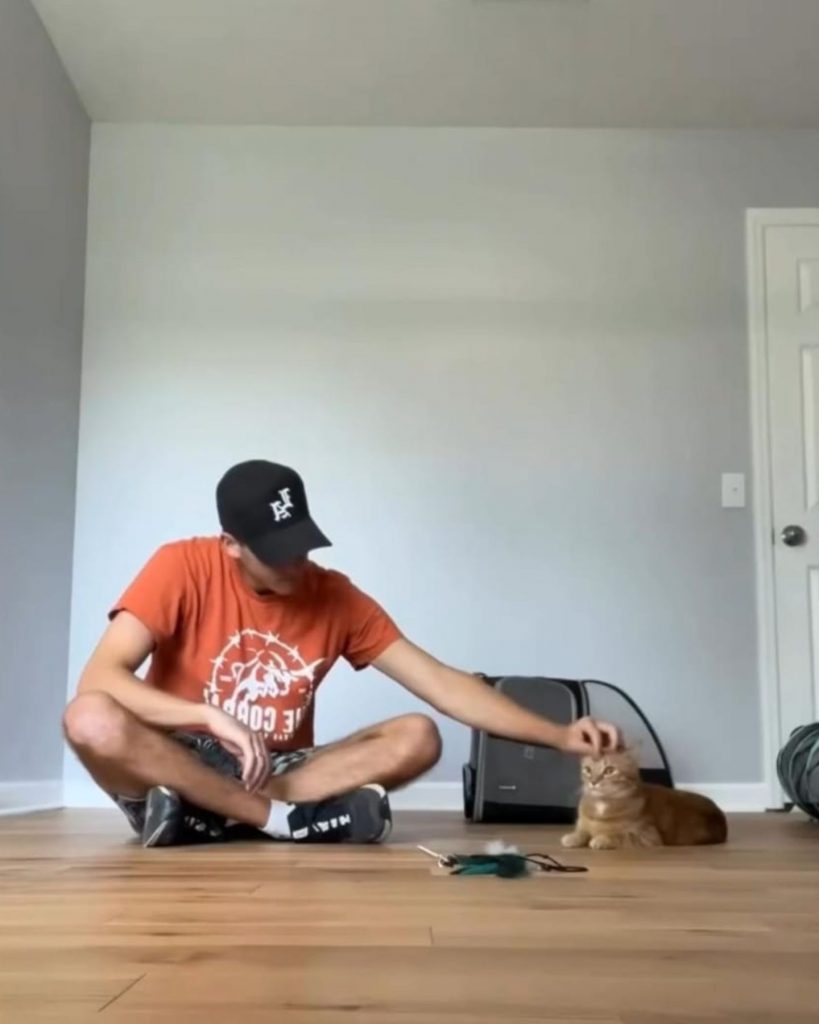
left=270, top=487, right=294, bottom=523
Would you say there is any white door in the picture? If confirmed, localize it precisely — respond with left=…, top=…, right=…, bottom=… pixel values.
left=759, top=215, right=819, bottom=758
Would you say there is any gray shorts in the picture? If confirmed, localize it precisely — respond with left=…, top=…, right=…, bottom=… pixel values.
left=174, top=730, right=314, bottom=779
left=114, top=731, right=314, bottom=835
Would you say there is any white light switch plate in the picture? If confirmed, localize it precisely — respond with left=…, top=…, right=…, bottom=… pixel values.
left=721, top=472, right=746, bottom=508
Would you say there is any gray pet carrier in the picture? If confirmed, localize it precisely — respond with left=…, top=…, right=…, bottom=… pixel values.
left=777, top=723, right=819, bottom=821
left=463, top=676, right=673, bottom=824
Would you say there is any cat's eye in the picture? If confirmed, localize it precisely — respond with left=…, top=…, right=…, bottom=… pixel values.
left=603, top=766, right=616, bottom=776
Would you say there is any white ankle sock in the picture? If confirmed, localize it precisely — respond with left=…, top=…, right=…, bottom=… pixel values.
left=262, top=799, right=295, bottom=839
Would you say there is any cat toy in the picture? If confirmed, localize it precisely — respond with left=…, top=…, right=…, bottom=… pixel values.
left=417, top=841, right=588, bottom=878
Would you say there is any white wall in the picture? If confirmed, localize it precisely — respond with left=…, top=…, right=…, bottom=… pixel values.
left=0, top=0, right=89, bottom=794
left=66, top=125, right=819, bottom=796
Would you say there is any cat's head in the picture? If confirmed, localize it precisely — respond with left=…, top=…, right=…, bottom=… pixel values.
left=580, top=748, right=640, bottom=798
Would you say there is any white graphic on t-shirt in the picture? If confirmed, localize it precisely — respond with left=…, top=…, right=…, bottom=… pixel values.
left=270, top=488, right=294, bottom=522
left=203, top=629, right=324, bottom=742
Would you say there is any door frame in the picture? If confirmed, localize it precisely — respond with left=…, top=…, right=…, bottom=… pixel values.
left=747, top=208, right=819, bottom=808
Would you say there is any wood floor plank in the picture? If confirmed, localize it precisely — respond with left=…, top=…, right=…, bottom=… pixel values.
left=23, top=1013, right=616, bottom=1024
left=0, top=972, right=140, bottom=1014
left=1, top=809, right=818, bottom=1023
left=113, top=949, right=819, bottom=1018
left=623, top=1017, right=819, bottom=1024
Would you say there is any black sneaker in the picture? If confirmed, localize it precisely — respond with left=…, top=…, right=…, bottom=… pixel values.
left=287, top=784, right=392, bottom=844
left=142, top=786, right=227, bottom=848
left=114, top=795, right=147, bottom=836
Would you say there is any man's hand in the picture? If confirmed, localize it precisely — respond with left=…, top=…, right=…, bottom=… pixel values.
left=560, top=716, right=620, bottom=757
left=76, top=613, right=271, bottom=790
left=374, top=639, right=624, bottom=757
left=204, top=707, right=270, bottom=792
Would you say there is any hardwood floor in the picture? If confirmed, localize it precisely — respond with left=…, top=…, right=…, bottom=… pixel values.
left=1, top=810, right=818, bottom=1022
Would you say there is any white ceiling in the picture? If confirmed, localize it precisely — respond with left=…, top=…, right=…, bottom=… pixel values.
left=32, top=0, right=819, bottom=128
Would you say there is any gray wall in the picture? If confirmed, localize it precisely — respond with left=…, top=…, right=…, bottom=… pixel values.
left=0, top=0, right=89, bottom=783
left=65, top=126, right=819, bottom=794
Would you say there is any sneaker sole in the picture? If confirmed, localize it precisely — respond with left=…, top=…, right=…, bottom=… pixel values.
left=142, top=786, right=180, bottom=848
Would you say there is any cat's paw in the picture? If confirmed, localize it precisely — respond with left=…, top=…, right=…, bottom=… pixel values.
left=589, top=834, right=620, bottom=851
left=561, top=831, right=589, bottom=849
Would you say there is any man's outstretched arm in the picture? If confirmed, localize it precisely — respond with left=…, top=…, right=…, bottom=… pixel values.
left=373, top=638, right=619, bottom=756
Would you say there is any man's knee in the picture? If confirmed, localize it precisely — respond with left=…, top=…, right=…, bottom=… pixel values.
left=62, top=692, right=130, bottom=759
left=392, top=714, right=442, bottom=772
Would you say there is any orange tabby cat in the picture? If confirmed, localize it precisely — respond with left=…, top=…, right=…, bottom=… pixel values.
left=562, top=749, right=727, bottom=850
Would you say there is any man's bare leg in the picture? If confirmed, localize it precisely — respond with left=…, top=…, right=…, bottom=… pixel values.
left=63, top=692, right=271, bottom=827
left=264, top=714, right=443, bottom=804
left=63, top=693, right=442, bottom=826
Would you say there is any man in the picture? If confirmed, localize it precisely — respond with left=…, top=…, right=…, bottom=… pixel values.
left=64, top=460, right=620, bottom=847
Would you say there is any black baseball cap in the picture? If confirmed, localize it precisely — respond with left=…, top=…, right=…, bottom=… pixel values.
left=216, top=461, right=331, bottom=567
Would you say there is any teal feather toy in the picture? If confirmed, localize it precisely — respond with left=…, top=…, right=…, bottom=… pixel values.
left=417, top=841, right=587, bottom=878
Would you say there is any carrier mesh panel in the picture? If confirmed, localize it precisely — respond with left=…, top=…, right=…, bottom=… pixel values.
left=584, top=680, right=668, bottom=773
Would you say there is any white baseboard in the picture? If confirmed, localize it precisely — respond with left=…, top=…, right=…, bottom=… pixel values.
left=394, top=782, right=769, bottom=813
left=390, top=782, right=464, bottom=811
left=0, top=780, right=63, bottom=817
left=63, top=778, right=463, bottom=811
left=63, top=778, right=770, bottom=814
left=63, top=779, right=111, bottom=808
left=678, top=782, right=770, bottom=813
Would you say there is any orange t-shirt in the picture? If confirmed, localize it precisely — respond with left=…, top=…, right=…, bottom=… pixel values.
left=111, top=537, right=402, bottom=750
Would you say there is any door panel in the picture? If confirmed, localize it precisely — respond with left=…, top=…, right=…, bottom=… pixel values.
left=765, top=225, right=819, bottom=741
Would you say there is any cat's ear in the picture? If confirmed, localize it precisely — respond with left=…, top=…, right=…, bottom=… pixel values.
left=622, top=737, right=643, bottom=759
